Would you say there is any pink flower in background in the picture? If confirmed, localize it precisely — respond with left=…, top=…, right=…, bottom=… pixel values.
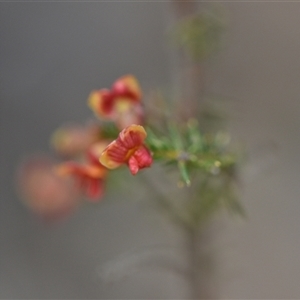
left=88, top=75, right=144, bottom=128
left=100, top=124, right=153, bottom=175
left=17, top=156, right=80, bottom=222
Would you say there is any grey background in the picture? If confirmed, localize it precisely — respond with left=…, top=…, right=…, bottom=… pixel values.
left=1, top=2, right=300, bottom=299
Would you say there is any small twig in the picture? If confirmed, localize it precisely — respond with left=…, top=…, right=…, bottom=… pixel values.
left=138, top=171, right=192, bottom=231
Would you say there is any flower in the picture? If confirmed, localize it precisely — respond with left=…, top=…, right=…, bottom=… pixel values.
left=51, top=122, right=100, bottom=158
left=100, top=124, right=153, bottom=175
left=17, top=156, right=80, bottom=222
left=56, top=142, right=109, bottom=200
left=88, top=75, right=143, bottom=128
left=111, top=74, right=142, bottom=100
left=56, top=162, right=107, bottom=200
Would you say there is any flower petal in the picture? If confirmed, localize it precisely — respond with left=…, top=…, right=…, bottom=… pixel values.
left=56, top=162, right=106, bottom=179
left=112, top=75, right=142, bottom=101
left=128, top=155, right=139, bottom=175
left=128, top=145, right=153, bottom=175
left=56, top=162, right=107, bottom=201
left=88, top=89, right=114, bottom=118
left=118, top=124, right=147, bottom=149
left=99, top=140, right=128, bottom=169
left=132, top=145, right=153, bottom=169
left=86, top=178, right=104, bottom=200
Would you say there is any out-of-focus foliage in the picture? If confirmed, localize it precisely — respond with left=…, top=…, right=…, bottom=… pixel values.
left=145, top=117, right=243, bottom=228
left=171, top=8, right=226, bottom=61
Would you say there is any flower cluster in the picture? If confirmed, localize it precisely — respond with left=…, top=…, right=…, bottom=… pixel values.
left=17, top=74, right=240, bottom=223
left=17, top=75, right=153, bottom=220
left=56, top=75, right=153, bottom=199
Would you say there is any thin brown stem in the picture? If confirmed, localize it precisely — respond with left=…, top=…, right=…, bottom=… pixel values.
left=187, top=227, right=201, bottom=299
left=185, top=226, right=216, bottom=300
left=171, top=0, right=205, bottom=121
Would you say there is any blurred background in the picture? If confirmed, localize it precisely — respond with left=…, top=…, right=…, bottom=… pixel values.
left=1, top=2, right=300, bottom=299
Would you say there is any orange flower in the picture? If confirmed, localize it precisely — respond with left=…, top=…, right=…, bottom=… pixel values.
left=56, top=142, right=109, bottom=200
left=51, top=122, right=100, bottom=158
left=100, top=125, right=153, bottom=175
left=88, top=75, right=143, bottom=128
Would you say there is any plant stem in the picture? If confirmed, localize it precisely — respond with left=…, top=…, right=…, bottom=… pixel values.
left=171, top=0, right=205, bottom=121
left=186, top=225, right=217, bottom=300
left=139, top=172, right=191, bottom=231
left=187, top=227, right=201, bottom=299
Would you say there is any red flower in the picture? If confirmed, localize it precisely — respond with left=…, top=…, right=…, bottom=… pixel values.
left=56, top=162, right=107, bottom=200
left=56, top=142, right=109, bottom=200
left=88, top=75, right=143, bottom=128
left=100, top=124, right=153, bottom=175
left=112, top=74, right=141, bottom=100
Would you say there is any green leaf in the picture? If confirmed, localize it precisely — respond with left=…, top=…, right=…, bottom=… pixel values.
left=178, top=160, right=191, bottom=186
